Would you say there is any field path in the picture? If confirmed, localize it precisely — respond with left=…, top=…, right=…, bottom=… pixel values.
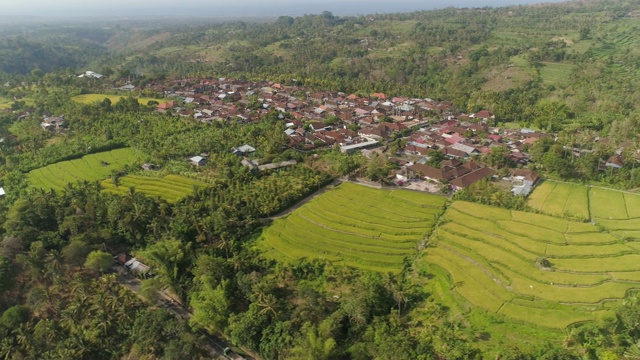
left=269, top=179, right=341, bottom=220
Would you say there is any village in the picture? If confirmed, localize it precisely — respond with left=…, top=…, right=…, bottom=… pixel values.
left=23, top=75, right=632, bottom=196
left=136, top=77, right=547, bottom=195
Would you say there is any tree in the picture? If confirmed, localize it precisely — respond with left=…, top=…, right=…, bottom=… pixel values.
left=83, top=251, right=112, bottom=273
left=189, top=280, right=230, bottom=332
left=366, top=153, right=389, bottom=182
left=138, top=239, right=193, bottom=298
left=61, top=240, right=91, bottom=267
left=482, top=146, right=512, bottom=168
left=0, top=306, right=29, bottom=334
left=0, top=256, right=13, bottom=294
left=288, top=321, right=337, bottom=360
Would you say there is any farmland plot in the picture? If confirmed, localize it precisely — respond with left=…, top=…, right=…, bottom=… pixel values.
left=426, top=201, right=640, bottom=328
left=259, top=182, right=446, bottom=273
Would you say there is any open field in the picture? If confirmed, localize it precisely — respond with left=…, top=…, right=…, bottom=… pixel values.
left=528, top=180, right=640, bottom=229
left=72, top=94, right=162, bottom=105
left=540, top=62, right=575, bottom=85
left=0, top=97, right=34, bottom=109
left=101, top=174, right=207, bottom=202
left=425, top=201, right=640, bottom=329
left=0, top=97, right=12, bottom=109
left=27, top=148, right=140, bottom=191
left=258, top=182, right=446, bottom=272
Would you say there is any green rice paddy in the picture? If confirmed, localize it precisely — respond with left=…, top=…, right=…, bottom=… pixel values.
left=101, top=174, right=207, bottom=202
left=27, top=148, right=139, bottom=191
left=258, top=182, right=446, bottom=273
left=424, top=201, right=640, bottom=329
left=528, top=180, right=640, bottom=227
left=72, top=93, right=162, bottom=105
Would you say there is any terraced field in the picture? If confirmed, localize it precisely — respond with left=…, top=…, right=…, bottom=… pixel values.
left=101, top=174, right=208, bottom=202
left=27, top=148, right=139, bottom=191
left=259, top=182, right=447, bottom=273
left=528, top=180, right=640, bottom=233
left=426, top=201, right=640, bottom=328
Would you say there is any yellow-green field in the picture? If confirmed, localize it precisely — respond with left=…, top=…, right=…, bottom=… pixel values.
left=28, top=148, right=140, bottom=191
left=425, top=201, right=640, bottom=329
left=540, top=62, right=575, bottom=85
left=0, top=97, right=34, bottom=109
left=528, top=180, right=640, bottom=231
left=101, top=174, right=207, bottom=202
left=0, top=97, right=12, bottom=109
left=72, top=94, right=162, bottom=105
left=258, top=182, right=447, bottom=273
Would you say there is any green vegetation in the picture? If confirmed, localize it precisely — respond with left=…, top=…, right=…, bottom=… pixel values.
left=5, top=1, right=640, bottom=358
left=101, top=174, right=207, bottom=202
left=539, top=62, right=575, bottom=85
left=427, top=201, right=640, bottom=329
left=529, top=180, right=640, bottom=227
left=27, top=148, right=140, bottom=191
left=0, top=97, right=11, bottom=109
left=259, top=182, right=446, bottom=272
left=72, top=93, right=162, bottom=105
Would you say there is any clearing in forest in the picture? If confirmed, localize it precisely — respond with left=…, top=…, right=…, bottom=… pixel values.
left=540, top=62, right=575, bottom=85
left=27, top=148, right=139, bottom=191
left=424, top=201, right=640, bottom=329
left=101, top=174, right=207, bottom=202
left=259, top=182, right=446, bottom=273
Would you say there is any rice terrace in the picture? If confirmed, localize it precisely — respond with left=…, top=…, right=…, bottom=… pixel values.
left=27, top=148, right=206, bottom=202
left=424, top=200, right=640, bottom=328
left=101, top=174, right=208, bottom=202
left=261, top=180, right=640, bottom=331
left=71, top=93, right=162, bottom=105
left=528, top=180, right=640, bottom=231
left=27, top=148, right=140, bottom=191
left=259, top=182, right=447, bottom=273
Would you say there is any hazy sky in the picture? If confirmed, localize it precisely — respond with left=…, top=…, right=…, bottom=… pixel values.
left=1, top=0, right=568, bottom=17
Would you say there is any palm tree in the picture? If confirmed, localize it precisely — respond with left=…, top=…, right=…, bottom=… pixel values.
left=625, top=342, right=640, bottom=359
left=257, top=293, right=278, bottom=316
left=0, top=337, right=18, bottom=360
left=33, top=319, right=58, bottom=346
left=13, top=323, right=33, bottom=354
left=43, top=250, right=64, bottom=283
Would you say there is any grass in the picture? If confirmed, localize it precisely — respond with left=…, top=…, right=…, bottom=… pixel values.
left=0, top=97, right=12, bottom=109
left=0, top=97, right=34, bottom=109
left=526, top=180, right=555, bottom=210
left=497, top=302, right=608, bottom=328
left=528, top=180, right=640, bottom=227
left=511, top=210, right=568, bottom=233
left=258, top=182, right=446, bottom=273
left=426, top=200, right=640, bottom=329
left=27, top=148, right=140, bottom=191
left=101, top=174, right=208, bottom=202
left=540, top=62, right=575, bottom=85
left=590, top=187, right=628, bottom=220
left=72, top=94, right=162, bottom=105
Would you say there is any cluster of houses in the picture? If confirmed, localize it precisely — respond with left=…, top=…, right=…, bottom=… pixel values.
left=142, top=77, right=550, bottom=191
left=4, top=75, right=553, bottom=194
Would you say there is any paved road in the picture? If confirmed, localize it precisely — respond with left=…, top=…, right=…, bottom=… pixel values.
left=116, top=270, right=248, bottom=360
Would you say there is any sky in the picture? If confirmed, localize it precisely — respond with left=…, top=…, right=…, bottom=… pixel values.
left=1, top=0, right=569, bottom=17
